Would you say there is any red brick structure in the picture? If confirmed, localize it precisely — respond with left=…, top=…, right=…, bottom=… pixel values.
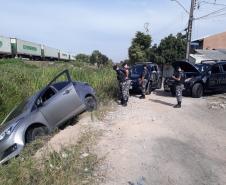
left=192, top=31, right=226, bottom=50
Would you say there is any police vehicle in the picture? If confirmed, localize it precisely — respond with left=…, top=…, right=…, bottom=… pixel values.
left=164, top=60, right=226, bottom=98
left=129, top=62, right=162, bottom=94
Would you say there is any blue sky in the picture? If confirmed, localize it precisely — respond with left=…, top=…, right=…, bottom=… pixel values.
left=0, top=0, right=226, bottom=62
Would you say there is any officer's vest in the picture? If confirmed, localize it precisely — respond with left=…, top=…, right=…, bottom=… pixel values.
left=117, top=69, right=126, bottom=82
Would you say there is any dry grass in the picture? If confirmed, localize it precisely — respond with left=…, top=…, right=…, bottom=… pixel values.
left=0, top=59, right=117, bottom=185
left=0, top=129, right=101, bottom=185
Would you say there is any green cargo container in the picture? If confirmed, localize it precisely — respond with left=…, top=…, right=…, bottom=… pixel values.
left=11, top=38, right=42, bottom=57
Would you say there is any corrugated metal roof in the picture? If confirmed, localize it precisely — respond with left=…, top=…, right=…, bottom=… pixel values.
left=195, top=49, right=226, bottom=60
left=218, top=49, right=226, bottom=54
left=189, top=54, right=212, bottom=64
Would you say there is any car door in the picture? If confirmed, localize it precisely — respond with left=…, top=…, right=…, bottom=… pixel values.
left=208, top=64, right=222, bottom=89
left=220, top=63, right=226, bottom=89
left=37, top=70, right=84, bottom=127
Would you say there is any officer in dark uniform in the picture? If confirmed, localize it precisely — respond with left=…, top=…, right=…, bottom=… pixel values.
left=113, top=64, right=129, bottom=106
left=172, top=66, right=184, bottom=108
left=139, top=64, right=148, bottom=99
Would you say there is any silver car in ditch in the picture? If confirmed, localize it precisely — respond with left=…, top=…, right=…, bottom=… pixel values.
left=0, top=69, right=97, bottom=164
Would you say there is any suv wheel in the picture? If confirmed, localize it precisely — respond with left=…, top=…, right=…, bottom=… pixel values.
left=85, top=96, right=97, bottom=112
left=26, top=126, right=48, bottom=143
left=192, top=83, right=203, bottom=98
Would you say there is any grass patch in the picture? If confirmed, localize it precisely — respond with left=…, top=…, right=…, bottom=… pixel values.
left=0, top=129, right=101, bottom=185
left=0, top=59, right=117, bottom=184
left=0, top=59, right=118, bottom=123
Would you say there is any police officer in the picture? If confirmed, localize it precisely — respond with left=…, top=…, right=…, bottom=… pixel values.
left=139, top=64, right=148, bottom=99
left=123, top=63, right=131, bottom=101
left=113, top=64, right=129, bottom=106
left=172, top=66, right=184, bottom=108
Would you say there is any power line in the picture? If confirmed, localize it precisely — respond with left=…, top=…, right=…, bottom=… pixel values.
left=196, top=12, right=226, bottom=19
left=194, top=7, right=226, bottom=20
left=170, top=0, right=226, bottom=20
left=198, top=0, right=226, bottom=8
left=170, top=0, right=226, bottom=60
left=170, top=0, right=189, bottom=14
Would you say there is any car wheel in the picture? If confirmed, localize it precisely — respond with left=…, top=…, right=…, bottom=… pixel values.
left=192, top=83, right=203, bottom=98
left=85, top=96, right=97, bottom=112
left=26, top=126, right=48, bottom=143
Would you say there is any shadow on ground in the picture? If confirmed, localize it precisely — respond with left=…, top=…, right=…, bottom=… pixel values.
left=58, top=116, right=79, bottom=130
left=153, top=90, right=173, bottom=97
left=149, top=99, right=174, bottom=107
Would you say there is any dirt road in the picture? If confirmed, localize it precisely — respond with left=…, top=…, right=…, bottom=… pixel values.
left=39, top=90, right=226, bottom=185
left=95, top=90, right=226, bottom=185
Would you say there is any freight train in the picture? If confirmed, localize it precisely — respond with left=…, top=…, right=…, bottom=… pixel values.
left=0, top=35, right=76, bottom=61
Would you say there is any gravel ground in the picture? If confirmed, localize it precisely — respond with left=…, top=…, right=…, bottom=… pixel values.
left=38, top=90, right=226, bottom=185
left=95, top=90, right=226, bottom=185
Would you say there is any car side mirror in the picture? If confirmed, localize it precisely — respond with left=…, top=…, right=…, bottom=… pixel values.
left=36, top=98, right=43, bottom=108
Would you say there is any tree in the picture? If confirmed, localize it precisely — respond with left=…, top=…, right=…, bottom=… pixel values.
left=132, top=31, right=152, bottom=50
left=75, top=54, right=90, bottom=63
left=90, top=50, right=111, bottom=68
left=120, top=59, right=130, bottom=66
left=157, top=33, right=186, bottom=64
left=128, top=31, right=152, bottom=64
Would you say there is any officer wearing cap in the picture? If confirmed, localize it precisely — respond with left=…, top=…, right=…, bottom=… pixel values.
left=172, top=66, right=184, bottom=108
left=113, top=64, right=129, bottom=106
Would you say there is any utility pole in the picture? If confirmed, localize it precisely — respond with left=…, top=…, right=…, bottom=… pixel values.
left=186, top=0, right=196, bottom=61
left=172, top=0, right=226, bottom=60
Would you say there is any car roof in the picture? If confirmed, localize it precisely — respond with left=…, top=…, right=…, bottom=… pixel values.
left=133, top=62, right=156, bottom=66
left=201, top=60, right=226, bottom=65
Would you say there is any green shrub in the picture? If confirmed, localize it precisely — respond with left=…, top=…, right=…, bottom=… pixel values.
left=0, top=59, right=117, bottom=123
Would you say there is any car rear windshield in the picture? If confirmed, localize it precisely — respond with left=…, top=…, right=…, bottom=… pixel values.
left=3, top=97, right=31, bottom=124
left=131, top=65, right=143, bottom=75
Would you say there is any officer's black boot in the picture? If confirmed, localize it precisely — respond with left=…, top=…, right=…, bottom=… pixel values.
left=122, top=99, right=127, bottom=107
left=178, top=101, right=181, bottom=108
left=139, top=95, right=145, bottom=99
left=123, top=101, right=127, bottom=107
left=121, top=99, right=124, bottom=105
left=174, top=101, right=181, bottom=108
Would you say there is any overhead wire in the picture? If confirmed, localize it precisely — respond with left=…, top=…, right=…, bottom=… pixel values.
left=197, top=12, right=226, bottom=19
left=170, top=0, right=189, bottom=14
left=194, top=6, right=226, bottom=20
left=197, top=0, right=226, bottom=7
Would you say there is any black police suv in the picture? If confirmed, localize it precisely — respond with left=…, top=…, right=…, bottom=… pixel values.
left=129, top=62, right=162, bottom=94
left=164, top=60, right=226, bottom=98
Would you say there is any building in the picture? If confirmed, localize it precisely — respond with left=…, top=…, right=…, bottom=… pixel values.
left=192, top=31, right=226, bottom=50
